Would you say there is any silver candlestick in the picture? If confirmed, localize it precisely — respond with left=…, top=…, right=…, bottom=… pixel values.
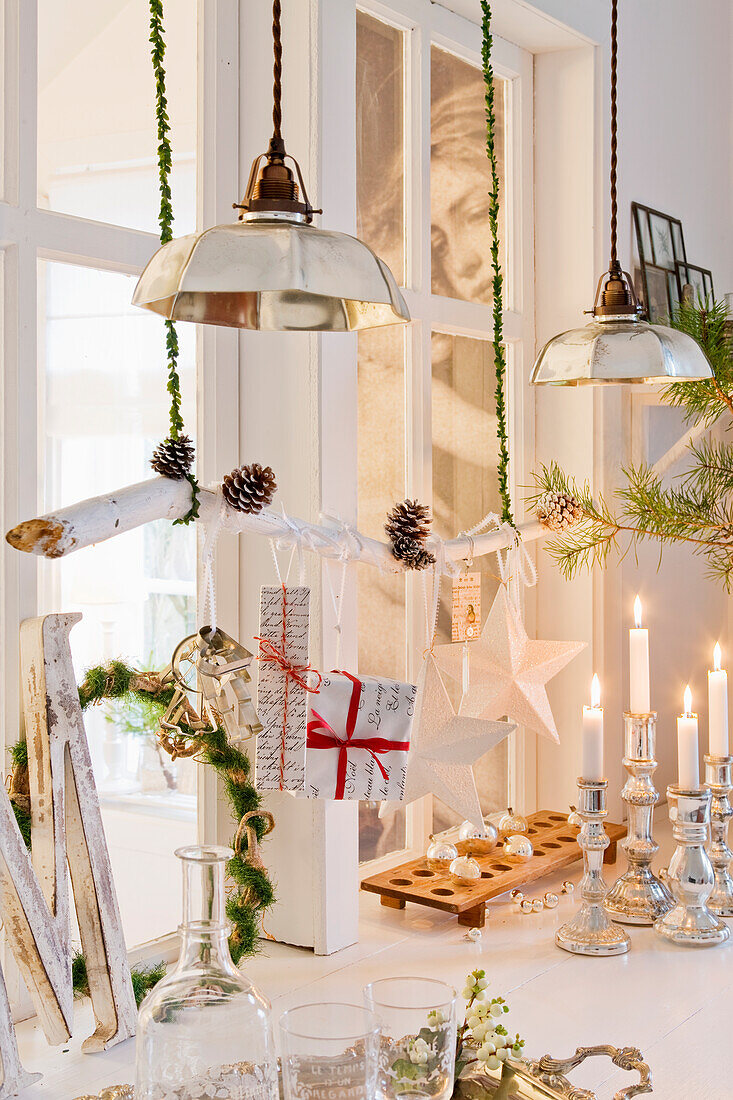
left=654, top=786, right=730, bottom=947
left=604, top=712, right=673, bottom=924
left=556, top=779, right=631, bottom=956
left=705, top=754, right=733, bottom=917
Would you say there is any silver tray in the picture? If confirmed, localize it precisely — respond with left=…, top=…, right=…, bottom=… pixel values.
left=76, top=1044, right=652, bottom=1100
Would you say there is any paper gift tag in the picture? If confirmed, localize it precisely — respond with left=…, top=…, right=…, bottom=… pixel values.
left=451, top=573, right=481, bottom=642
left=255, top=585, right=312, bottom=791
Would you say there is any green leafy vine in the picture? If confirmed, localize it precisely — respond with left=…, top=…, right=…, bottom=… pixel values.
left=148, top=0, right=200, bottom=523
left=481, top=2, right=513, bottom=526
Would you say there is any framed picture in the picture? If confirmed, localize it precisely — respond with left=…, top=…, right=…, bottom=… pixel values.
left=677, top=261, right=714, bottom=302
left=645, top=264, right=672, bottom=323
left=632, top=202, right=687, bottom=320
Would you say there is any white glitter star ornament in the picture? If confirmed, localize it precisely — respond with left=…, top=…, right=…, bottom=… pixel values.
left=382, top=654, right=515, bottom=830
left=435, top=585, right=585, bottom=744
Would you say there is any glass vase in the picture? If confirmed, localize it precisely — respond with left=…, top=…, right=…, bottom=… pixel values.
left=135, top=845, right=278, bottom=1100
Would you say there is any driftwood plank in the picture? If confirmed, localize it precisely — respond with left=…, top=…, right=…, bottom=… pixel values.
left=0, top=613, right=137, bottom=1096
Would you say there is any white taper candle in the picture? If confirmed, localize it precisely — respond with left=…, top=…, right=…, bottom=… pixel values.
left=708, top=642, right=729, bottom=757
left=582, top=674, right=604, bottom=782
left=677, top=684, right=700, bottom=789
left=629, top=595, right=650, bottom=714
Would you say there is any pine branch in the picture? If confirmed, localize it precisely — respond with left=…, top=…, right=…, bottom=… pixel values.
left=661, top=298, right=733, bottom=426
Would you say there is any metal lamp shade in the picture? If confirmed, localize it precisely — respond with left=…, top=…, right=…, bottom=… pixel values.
left=530, top=316, right=713, bottom=385
left=132, top=217, right=410, bottom=332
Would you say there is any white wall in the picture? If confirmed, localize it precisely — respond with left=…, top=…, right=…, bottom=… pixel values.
left=533, top=0, right=733, bottom=815
left=616, top=0, right=733, bottom=800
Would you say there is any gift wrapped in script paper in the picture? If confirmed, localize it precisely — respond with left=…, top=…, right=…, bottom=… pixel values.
left=306, top=672, right=417, bottom=801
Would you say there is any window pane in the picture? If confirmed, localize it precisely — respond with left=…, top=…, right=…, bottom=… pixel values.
left=357, top=325, right=406, bottom=862
left=431, top=331, right=507, bottom=830
left=431, top=46, right=506, bottom=303
left=37, top=0, right=196, bottom=234
left=356, top=11, right=405, bottom=285
left=39, top=261, right=197, bottom=947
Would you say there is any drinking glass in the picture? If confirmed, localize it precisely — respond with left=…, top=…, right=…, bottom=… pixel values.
left=363, top=977, right=458, bottom=1100
left=279, top=1002, right=380, bottom=1100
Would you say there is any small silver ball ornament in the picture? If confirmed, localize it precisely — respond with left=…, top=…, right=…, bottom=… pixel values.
left=449, top=855, right=482, bottom=884
left=426, top=833, right=458, bottom=870
left=531, top=898, right=543, bottom=913
left=465, top=926, right=482, bottom=942
left=543, top=891, right=559, bottom=909
left=561, top=880, right=575, bottom=894
left=503, top=834, right=533, bottom=862
left=520, top=899, right=533, bottom=914
left=510, top=888, right=524, bottom=903
left=458, top=819, right=499, bottom=855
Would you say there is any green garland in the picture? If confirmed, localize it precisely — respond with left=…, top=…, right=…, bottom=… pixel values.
left=481, top=2, right=513, bottom=527
left=148, top=0, right=200, bottom=524
left=77, top=660, right=275, bottom=964
left=7, top=659, right=275, bottom=1003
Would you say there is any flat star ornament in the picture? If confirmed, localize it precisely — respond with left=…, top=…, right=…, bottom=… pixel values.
left=435, top=585, right=585, bottom=744
left=382, top=654, right=515, bottom=830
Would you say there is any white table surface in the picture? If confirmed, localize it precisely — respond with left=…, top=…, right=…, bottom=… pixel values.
left=13, top=814, right=733, bottom=1099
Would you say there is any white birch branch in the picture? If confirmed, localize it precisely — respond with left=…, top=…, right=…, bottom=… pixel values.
left=5, top=476, right=549, bottom=569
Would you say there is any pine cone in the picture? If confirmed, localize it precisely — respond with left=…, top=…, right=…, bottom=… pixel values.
left=385, top=499, right=436, bottom=569
left=385, top=499, right=432, bottom=543
left=151, top=435, right=195, bottom=479
left=223, top=463, right=277, bottom=514
left=536, top=490, right=583, bottom=532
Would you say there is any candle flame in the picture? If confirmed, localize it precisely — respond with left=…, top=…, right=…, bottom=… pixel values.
left=714, top=642, right=722, bottom=672
left=591, top=673, right=601, bottom=709
left=634, top=595, right=643, bottom=629
left=683, top=684, right=693, bottom=717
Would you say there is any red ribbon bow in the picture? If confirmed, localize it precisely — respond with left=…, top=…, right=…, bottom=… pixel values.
left=307, top=671, right=410, bottom=799
left=255, top=637, right=322, bottom=694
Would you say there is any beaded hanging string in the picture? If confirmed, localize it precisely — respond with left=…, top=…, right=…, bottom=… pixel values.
left=148, top=0, right=200, bottom=523
left=481, top=1, right=513, bottom=527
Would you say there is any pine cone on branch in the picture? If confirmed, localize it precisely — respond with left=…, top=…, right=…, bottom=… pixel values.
left=151, top=435, right=195, bottom=480
left=385, top=499, right=436, bottom=570
left=223, top=463, right=277, bottom=514
left=536, top=490, right=583, bottom=532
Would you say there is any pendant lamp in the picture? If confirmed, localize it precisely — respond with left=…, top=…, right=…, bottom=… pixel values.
left=133, top=2, right=409, bottom=333
left=531, top=0, right=711, bottom=385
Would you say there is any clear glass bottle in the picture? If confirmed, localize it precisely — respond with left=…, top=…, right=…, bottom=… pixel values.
left=136, top=845, right=278, bottom=1100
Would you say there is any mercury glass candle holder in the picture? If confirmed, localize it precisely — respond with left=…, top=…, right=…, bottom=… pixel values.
left=654, top=786, right=730, bottom=947
left=604, top=712, right=673, bottom=925
left=705, top=754, right=733, bottom=916
left=555, top=779, right=631, bottom=956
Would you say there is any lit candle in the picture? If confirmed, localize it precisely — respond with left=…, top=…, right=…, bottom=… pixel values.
left=582, top=674, right=604, bottom=782
left=629, top=595, right=650, bottom=714
left=677, top=684, right=700, bottom=790
left=708, top=643, right=729, bottom=758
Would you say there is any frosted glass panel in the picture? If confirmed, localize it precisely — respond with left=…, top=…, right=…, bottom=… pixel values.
left=357, top=324, right=406, bottom=862
left=431, top=331, right=507, bottom=829
left=356, top=10, right=405, bottom=285
left=431, top=46, right=506, bottom=303
left=39, top=261, right=197, bottom=947
left=37, top=0, right=196, bottom=233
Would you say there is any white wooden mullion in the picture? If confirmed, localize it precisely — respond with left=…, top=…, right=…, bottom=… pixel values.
left=196, top=0, right=241, bottom=848
left=0, top=205, right=157, bottom=276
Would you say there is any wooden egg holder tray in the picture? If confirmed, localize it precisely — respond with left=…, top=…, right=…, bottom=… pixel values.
left=361, top=810, right=626, bottom=929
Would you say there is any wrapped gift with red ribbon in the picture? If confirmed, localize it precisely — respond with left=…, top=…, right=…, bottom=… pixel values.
left=306, top=671, right=417, bottom=801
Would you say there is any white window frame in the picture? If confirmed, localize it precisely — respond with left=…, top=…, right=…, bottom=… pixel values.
left=0, top=0, right=239, bottom=998
left=350, top=0, right=536, bottom=876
